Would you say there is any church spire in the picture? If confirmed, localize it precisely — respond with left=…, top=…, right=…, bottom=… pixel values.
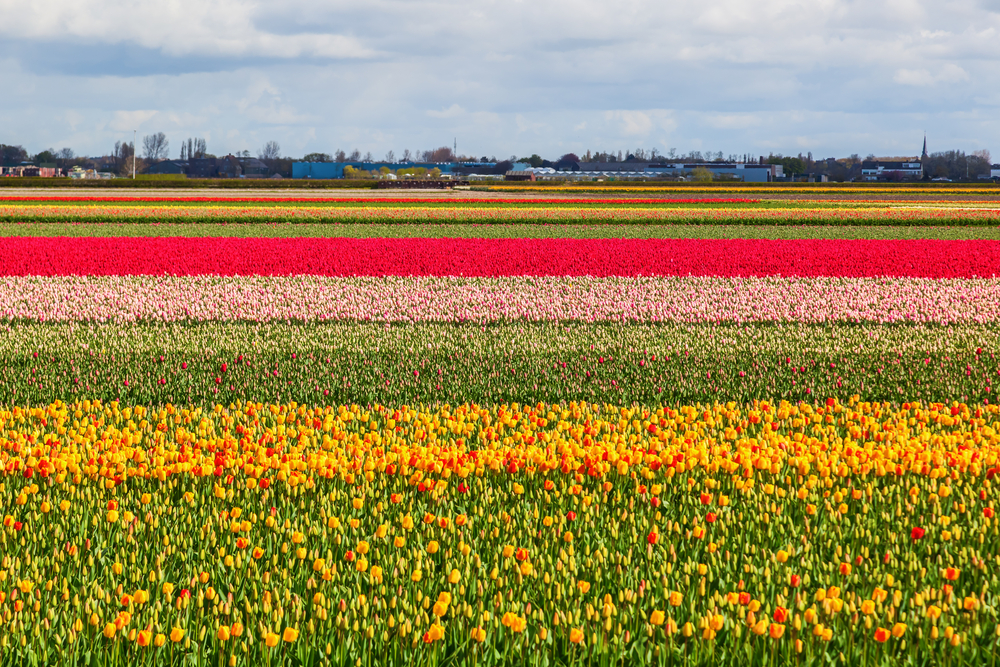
left=921, top=134, right=928, bottom=160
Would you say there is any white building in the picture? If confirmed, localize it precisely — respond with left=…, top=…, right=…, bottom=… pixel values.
left=860, top=161, right=924, bottom=181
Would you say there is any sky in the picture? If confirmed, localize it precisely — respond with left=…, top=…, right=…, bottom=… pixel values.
left=1, top=0, right=998, bottom=162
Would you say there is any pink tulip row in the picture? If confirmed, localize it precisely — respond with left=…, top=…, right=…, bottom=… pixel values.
left=1, top=237, right=999, bottom=277
left=2, top=275, right=997, bottom=324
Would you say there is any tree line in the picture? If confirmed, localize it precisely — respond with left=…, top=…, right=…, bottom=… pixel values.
left=2, top=139, right=995, bottom=181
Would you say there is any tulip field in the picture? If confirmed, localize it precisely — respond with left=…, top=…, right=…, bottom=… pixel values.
left=2, top=188, right=1000, bottom=666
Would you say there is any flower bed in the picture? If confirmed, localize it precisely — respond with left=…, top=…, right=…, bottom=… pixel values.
left=1, top=398, right=998, bottom=665
left=1, top=237, right=999, bottom=277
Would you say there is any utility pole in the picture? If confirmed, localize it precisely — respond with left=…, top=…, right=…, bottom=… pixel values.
left=132, top=129, right=136, bottom=179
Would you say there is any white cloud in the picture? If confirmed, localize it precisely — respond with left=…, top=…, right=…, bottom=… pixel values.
left=1, top=0, right=999, bottom=158
left=109, top=110, right=158, bottom=132
left=894, top=64, right=970, bottom=86
left=0, top=0, right=376, bottom=59
left=703, top=114, right=762, bottom=130
left=427, top=104, right=465, bottom=119
left=605, top=110, right=677, bottom=138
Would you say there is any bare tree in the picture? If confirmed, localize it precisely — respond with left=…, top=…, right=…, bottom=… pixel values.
left=142, top=132, right=169, bottom=161
left=334, top=149, right=347, bottom=162
left=401, top=149, right=412, bottom=162
left=57, top=147, right=75, bottom=160
left=348, top=149, right=361, bottom=161
left=112, top=140, right=134, bottom=175
left=180, top=138, right=207, bottom=160
left=363, top=151, right=373, bottom=162
left=385, top=150, right=396, bottom=163
left=423, top=146, right=455, bottom=162
left=258, top=141, right=281, bottom=161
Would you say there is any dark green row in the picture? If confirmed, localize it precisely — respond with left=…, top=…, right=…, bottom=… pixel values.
left=2, top=322, right=995, bottom=407
left=3, top=223, right=1000, bottom=238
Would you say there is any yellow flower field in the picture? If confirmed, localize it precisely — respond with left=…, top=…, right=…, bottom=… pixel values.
left=1, top=398, right=998, bottom=665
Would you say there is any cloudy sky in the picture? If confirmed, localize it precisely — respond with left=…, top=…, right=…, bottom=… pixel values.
left=1, top=0, right=998, bottom=161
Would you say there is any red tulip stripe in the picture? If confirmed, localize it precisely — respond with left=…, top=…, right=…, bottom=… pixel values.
left=0, top=237, right=997, bottom=278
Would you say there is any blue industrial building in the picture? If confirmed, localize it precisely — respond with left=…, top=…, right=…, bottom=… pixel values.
left=292, top=161, right=496, bottom=179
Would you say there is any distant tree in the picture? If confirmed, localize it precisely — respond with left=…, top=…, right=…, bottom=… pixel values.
left=691, top=167, right=714, bottom=182
left=428, top=167, right=442, bottom=178
left=971, top=149, right=992, bottom=177
left=180, top=138, right=207, bottom=160
left=362, top=151, right=373, bottom=162
left=348, top=149, right=361, bottom=161
left=112, top=140, right=135, bottom=175
left=923, top=150, right=978, bottom=181
left=519, top=154, right=544, bottom=168
left=344, top=165, right=375, bottom=178
left=491, top=160, right=513, bottom=175
left=423, top=147, right=455, bottom=162
left=302, top=152, right=332, bottom=162
left=667, top=148, right=677, bottom=159
left=54, top=147, right=77, bottom=168
left=258, top=141, right=281, bottom=161
left=33, top=148, right=57, bottom=164
left=334, top=149, right=347, bottom=162
left=554, top=155, right=579, bottom=171
left=0, top=144, right=28, bottom=164
left=379, top=166, right=391, bottom=175
left=385, top=150, right=396, bottom=163
left=141, top=133, right=169, bottom=161
left=401, top=149, right=412, bottom=162
left=766, top=155, right=805, bottom=175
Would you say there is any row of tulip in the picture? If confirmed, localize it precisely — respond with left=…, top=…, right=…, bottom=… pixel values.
left=483, top=183, right=1000, bottom=195
left=5, top=222, right=1000, bottom=240
left=2, top=275, right=1000, bottom=326
left=0, top=397, right=998, bottom=666
left=1, top=237, right=998, bottom=277
left=0, top=196, right=758, bottom=206
left=2, top=204, right=1000, bottom=225
left=0, top=321, right=993, bottom=406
